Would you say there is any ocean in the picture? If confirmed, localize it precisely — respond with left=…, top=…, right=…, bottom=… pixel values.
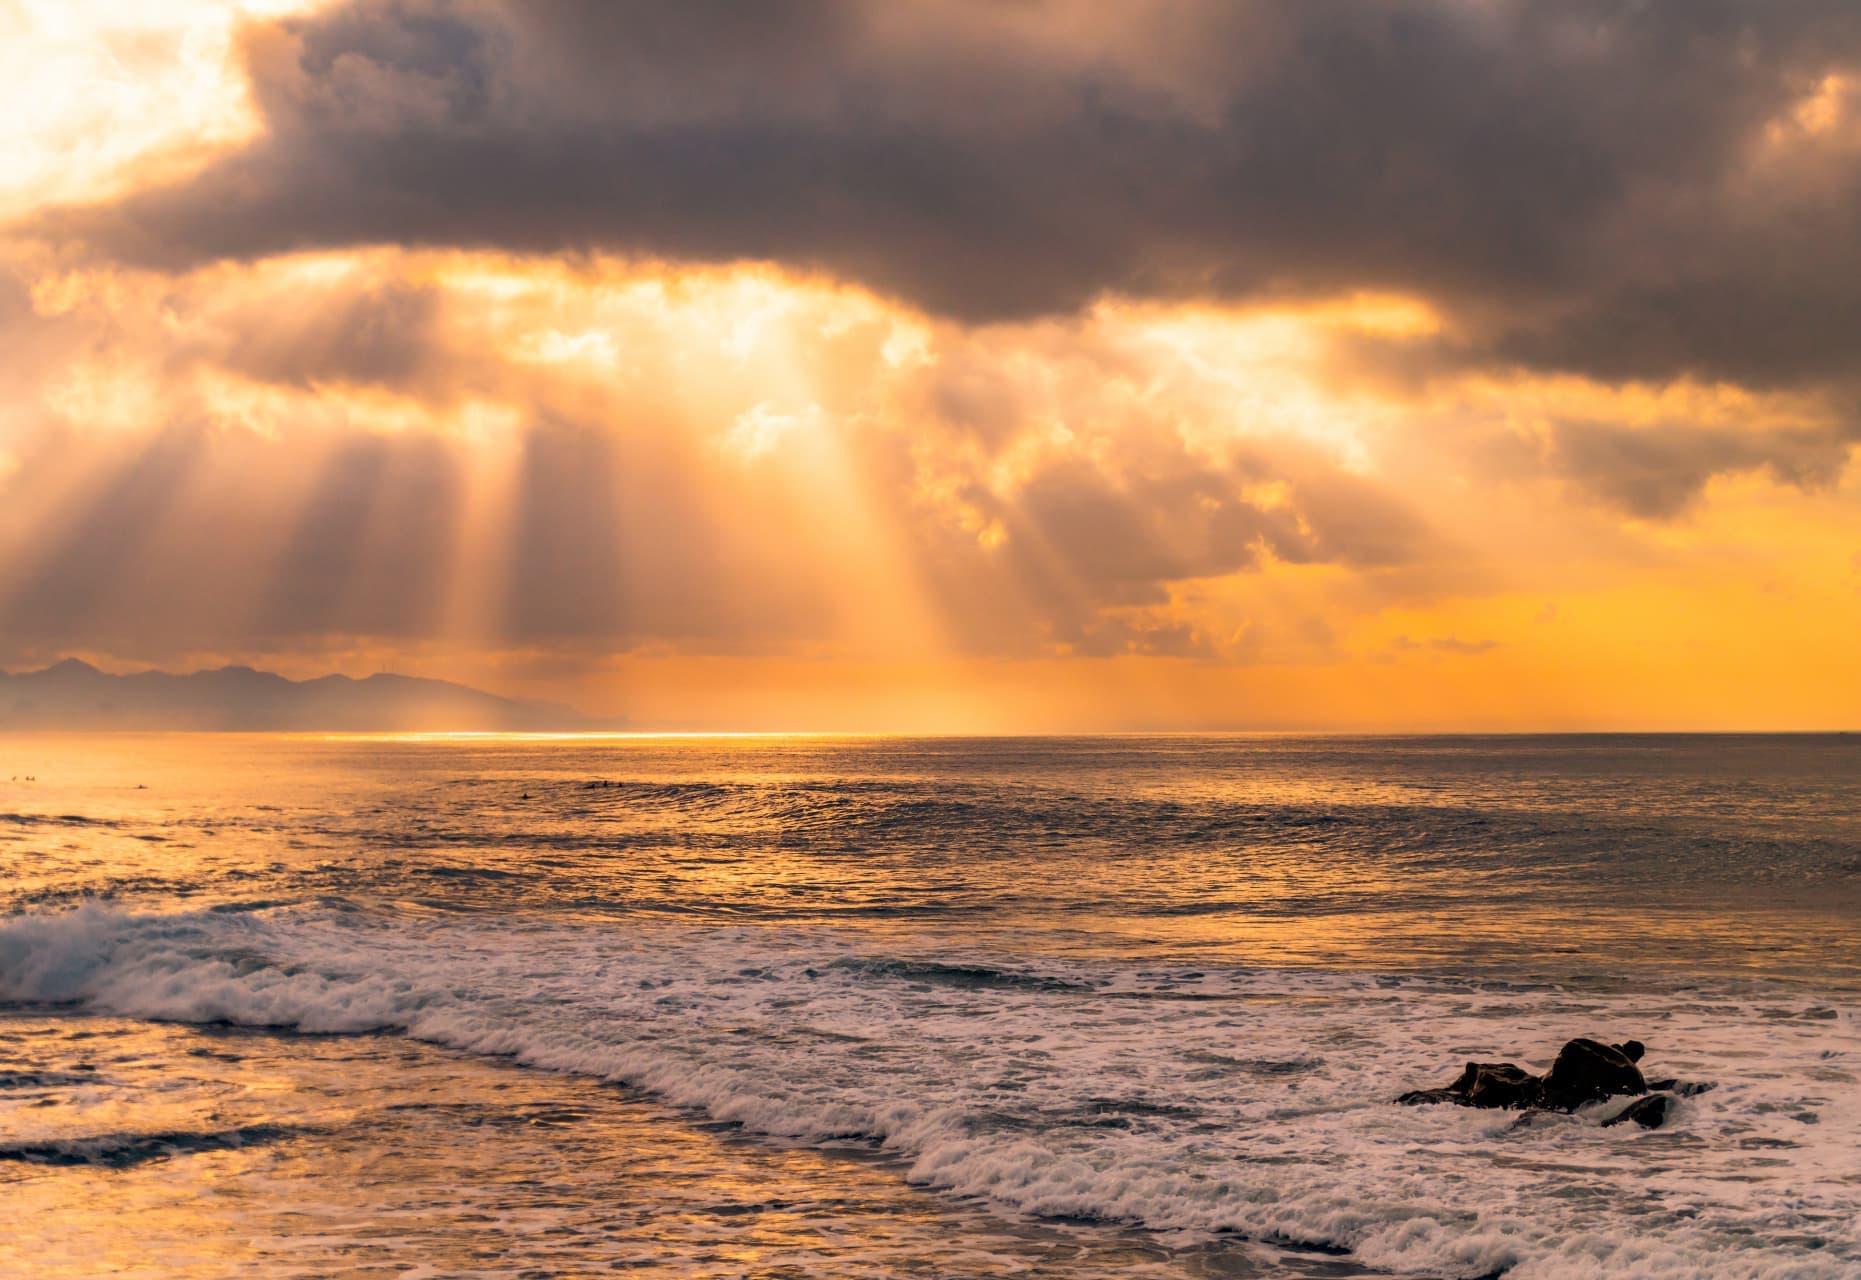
left=1, top=733, right=1857, bottom=1278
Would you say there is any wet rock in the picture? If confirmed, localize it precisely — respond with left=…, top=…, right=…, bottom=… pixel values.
left=1602, top=1093, right=1675, bottom=1129
left=1646, top=1078, right=1715, bottom=1098
left=1394, top=1087, right=1463, bottom=1106
left=1456, top=1061, right=1542, bottom=1109
left=1397, top=1061, right=1540, bottom=1109
left=1540, top=1038, right=1647, bottom=1109
left=1398, top=1037, right=1668, bottom=1115
left=1503, top=1109, right=1549, bottom=1131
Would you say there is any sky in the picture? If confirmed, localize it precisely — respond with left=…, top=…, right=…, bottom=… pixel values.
left=2, top=0, right=1859, bottom=731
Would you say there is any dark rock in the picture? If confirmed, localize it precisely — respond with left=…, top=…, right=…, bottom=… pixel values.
left=1395, top=1087, right=1463, bottom=1106
left=1459, top=1062, right=1541, bottom=1109
left=1398, top=1037, right=1669, bottom=1115
left=1645, top=1078, right=1715, bottom=1098
left=1398, top=1061, right=1541, bottom=1109
left=1602, top=1093, right=1674, bottom=1129
left=1540, top=1038, right=1647, bottom=1109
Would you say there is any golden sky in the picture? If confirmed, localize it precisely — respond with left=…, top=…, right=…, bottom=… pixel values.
left=2, top=0, right=1859, bottom=730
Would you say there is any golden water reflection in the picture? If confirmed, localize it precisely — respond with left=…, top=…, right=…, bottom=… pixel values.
left=3, top=732, right=1859, bottom=987
left=0, top=1012, right=1371, bottom=1278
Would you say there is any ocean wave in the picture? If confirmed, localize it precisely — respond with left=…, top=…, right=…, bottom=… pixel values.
left=0, top=812, right=120, bottom=829
left=0, top=1123, right=306, bottom=1168
left=0, top=1069, right=102, bottom=1089
left=825, top=957, right=1091, bottom=993
left=1, top=904, right=1857, bottom=1279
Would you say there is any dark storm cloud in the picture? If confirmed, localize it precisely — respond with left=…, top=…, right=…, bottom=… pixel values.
left=1550, top=418, right=1857, bottom=518
left=35, top=0, right=1861, bottom=388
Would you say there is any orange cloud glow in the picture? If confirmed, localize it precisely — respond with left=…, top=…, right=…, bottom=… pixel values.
left=2, top=1, right=1859, bottom=730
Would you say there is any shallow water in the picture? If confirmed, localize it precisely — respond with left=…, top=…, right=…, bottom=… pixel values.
left=2, top=734, right=1858, bottom=1277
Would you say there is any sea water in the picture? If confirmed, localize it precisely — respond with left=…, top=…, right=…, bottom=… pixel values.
left=1, top=734, right=1857, bottom=1277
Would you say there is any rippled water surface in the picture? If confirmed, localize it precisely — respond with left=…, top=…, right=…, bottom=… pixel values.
left=2, top=734, right=1858, bottom=1277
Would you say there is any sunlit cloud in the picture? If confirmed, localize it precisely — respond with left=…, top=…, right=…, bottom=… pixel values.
left=1, top=1, right=1859, bottom=729
left=0, top=0, right=315, bottom=218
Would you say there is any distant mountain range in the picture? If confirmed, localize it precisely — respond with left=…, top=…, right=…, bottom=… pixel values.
left=0, top=660, right=602, bottom=732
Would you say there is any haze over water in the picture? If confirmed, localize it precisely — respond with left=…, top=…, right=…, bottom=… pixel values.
left=3, top=733, right=1857, bottom=1277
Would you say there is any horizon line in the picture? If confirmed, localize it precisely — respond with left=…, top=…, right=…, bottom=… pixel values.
left=1, top=728, right=1853, bottom=741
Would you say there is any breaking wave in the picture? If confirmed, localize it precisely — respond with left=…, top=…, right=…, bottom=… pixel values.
left=3, top=903, right=1857, bottom=1279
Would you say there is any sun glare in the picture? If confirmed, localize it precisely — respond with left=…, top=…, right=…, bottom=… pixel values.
left=0, top=0, right=318, bottom=217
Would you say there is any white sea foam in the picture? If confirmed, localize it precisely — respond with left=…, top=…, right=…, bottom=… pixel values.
left=3, top=903, right=1857, bottom=1279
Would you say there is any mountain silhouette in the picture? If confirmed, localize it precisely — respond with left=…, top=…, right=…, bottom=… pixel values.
left=0, top=660, right=603, bottom=731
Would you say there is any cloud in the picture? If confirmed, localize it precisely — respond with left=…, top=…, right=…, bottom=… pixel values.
left=13, top=236, right=1859, bottom=690
left=1550, top=418, right=1857, bottom=518
left=216, top=278, right=442, bottom=390
left=1392, top=634, right=1499, bottom=656
left=28, top=0, right=1861, bottom=393
left=0, top=251, right=1455, bottom=669
left=917, top=436, right=1432, bottom=657
left=5, top=4, right=1861, bottom=728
